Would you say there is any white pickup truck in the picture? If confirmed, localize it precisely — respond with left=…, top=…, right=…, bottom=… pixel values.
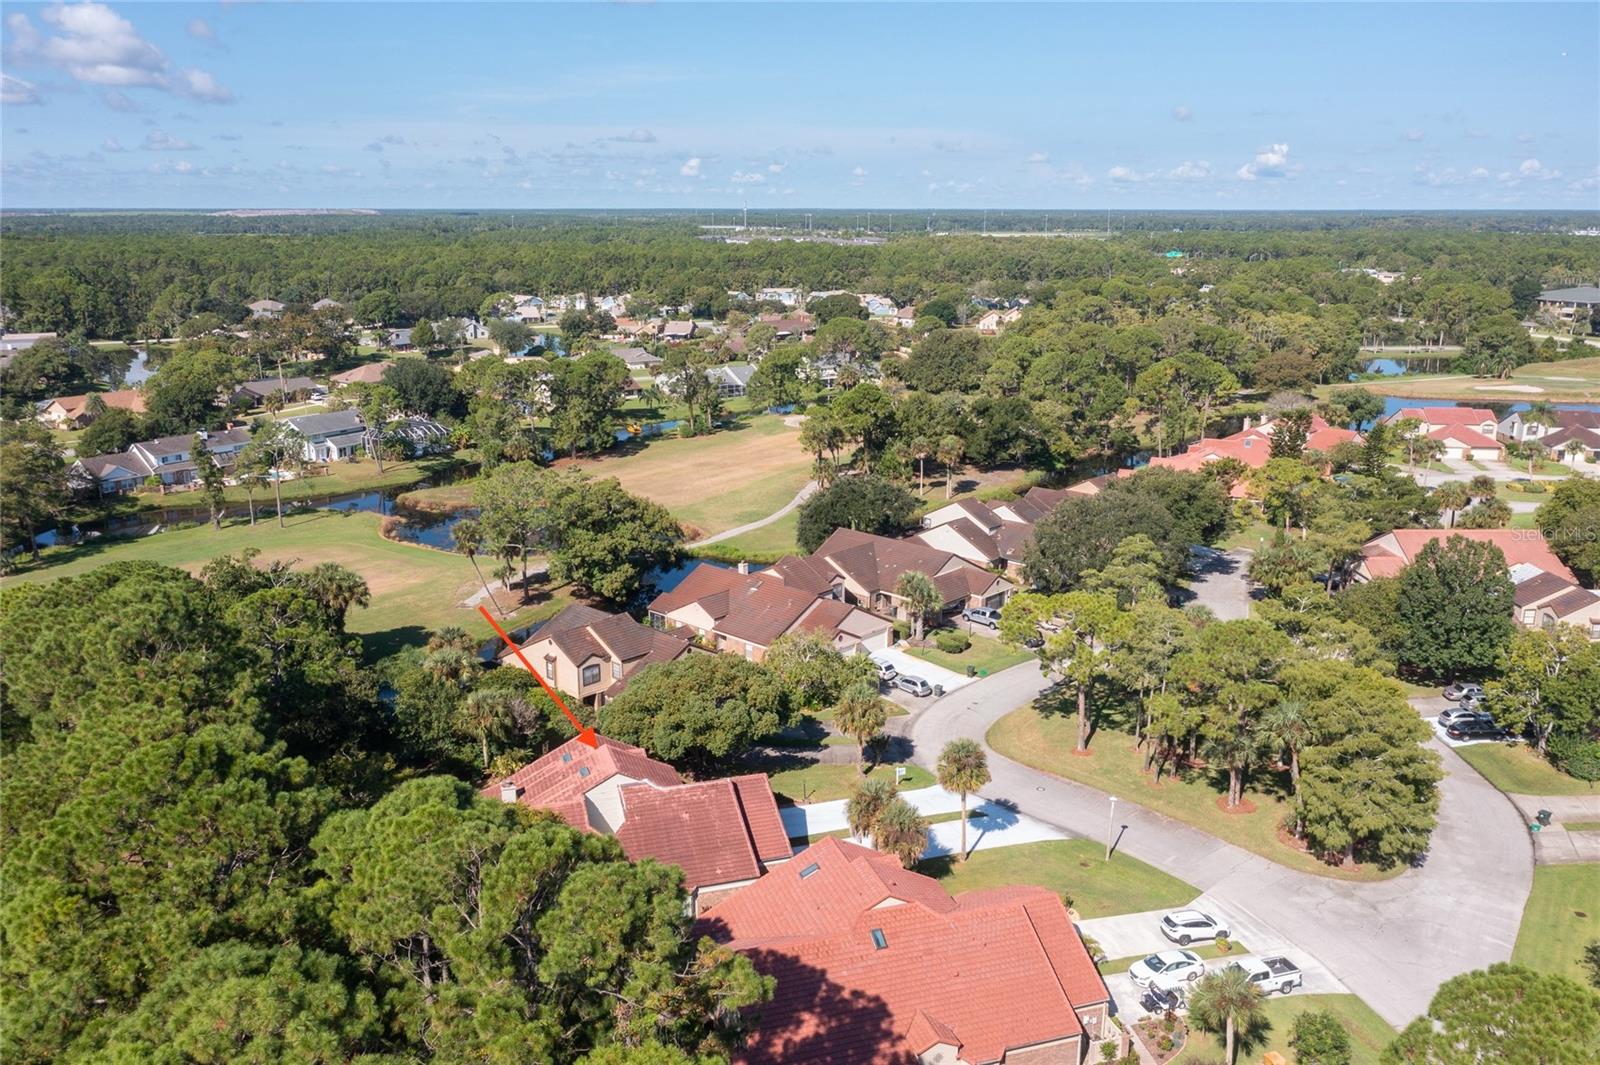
left=1228, top=956, right=1303, bottom=995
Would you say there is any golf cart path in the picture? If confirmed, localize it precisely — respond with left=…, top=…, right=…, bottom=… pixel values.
left=689, top=480, right=818, bottom=547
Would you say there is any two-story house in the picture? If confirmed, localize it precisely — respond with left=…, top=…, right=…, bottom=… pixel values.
left=282, top=411, right=368, bottom=462
left=72, top=427, right=251, bottom=495
left=497, top=604, right=693, bottom=706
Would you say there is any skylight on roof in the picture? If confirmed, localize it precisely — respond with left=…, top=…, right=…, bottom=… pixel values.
left=561, top=752, right=573, bottom=763
left=799, top=862, right=820, bottom=879
left=870, top=928, right=887, bottom=950
left=578, top=766, right=590, bottom=778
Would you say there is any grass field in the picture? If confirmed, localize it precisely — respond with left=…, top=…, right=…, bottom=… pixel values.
left=1511, top=864, right=1600, bottom=984
left=1451, top=742, right=1596, bottom=796
left=904, top=633, right=1034, bottom=676
left=1, top=509, right=573, bottom=662
left=114, top=455, right=464, bottom=516
left=1176, top=993, right=1396, bottom=1064
left=988, top=707, right=1403, bottom=881
left=767, top=761, right=934, bottom=805
left=917, top=840, right=1199, bottom=920
left=1354, top=355, right=1600, bottom=403
left=693, top=509, right=802, bottom=563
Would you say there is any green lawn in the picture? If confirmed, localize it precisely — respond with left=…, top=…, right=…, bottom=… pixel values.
left=904, top=633, right=1035, bottom=677
left=1099, top=938, right=1249, bottom=974
left=1177, top=994, right=1396, bottom=1065
left=1, top=509, right=573, bottom=663
left=1451, top=742, right=1596, bottom=796
left=917, top=839, right=1199, bottom=920
left=767, top=761, right=933, bottom=805
left=1565, top=822, right=1600, bottom=833
left=692, top=509, right=801, bottom=564
left=988, top=707, right=1402, bottom=881
left=1511, top=864, right=1600, bottom=984
left=118, top=455, right=465, bottom=515
left=1221, top=519, right=1276, bottom=552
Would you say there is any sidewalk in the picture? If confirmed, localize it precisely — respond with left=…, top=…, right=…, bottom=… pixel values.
left=778, top=784, right=1069, bottom=858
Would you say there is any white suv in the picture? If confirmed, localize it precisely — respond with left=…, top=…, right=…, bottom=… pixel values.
left=1160, top=909, right=1230, bottom=946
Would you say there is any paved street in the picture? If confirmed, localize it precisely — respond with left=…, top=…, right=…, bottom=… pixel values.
left=902, top=662, right=1534, bottom=1028
left=1179, top=546, right=1254, bottom=620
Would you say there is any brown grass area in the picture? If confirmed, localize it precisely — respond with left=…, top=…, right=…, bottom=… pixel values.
left=555, top=423, right=810, bottom=512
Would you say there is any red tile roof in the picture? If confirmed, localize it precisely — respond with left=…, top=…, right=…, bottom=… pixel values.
left=649, top=564, right=823, bottom=647
left=1427, top=425, right=1501, bottom=450
left=697, top=838, right=1107, bottom=1065
left=1360, top=529, right=1577, bottom=583
left=1387, top=406, right=1496, bottom=427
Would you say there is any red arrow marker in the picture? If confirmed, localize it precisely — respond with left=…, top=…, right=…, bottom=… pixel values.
left=479, top=604, right=598, bottom=747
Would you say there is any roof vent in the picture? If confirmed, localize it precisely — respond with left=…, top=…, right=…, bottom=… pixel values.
left=799, top=862, right=821, bottom=879
left=499, top=781, right=520, bottom=804
left=871, top=928, right=887, bottom=950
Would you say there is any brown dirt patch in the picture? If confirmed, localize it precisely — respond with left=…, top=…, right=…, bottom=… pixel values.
left=555, top=426, right=810, bottom=512
left=1215, top=795, right=1258, bottom=815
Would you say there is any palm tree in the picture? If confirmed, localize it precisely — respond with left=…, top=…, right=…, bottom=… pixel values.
left=910, top=435, right=935, bottom=495
left=1187, top=967, right=1267, bottom=1065
left=895, top=570, right=942, bottom=642
left=1563, top=438, right=1586, bottom=468
left=1468, top=473, right=1497, bottom=498
left=1433, top=481, right=1471, bottom=528
left=452, top=516, right=505, bottom=617
left=833, top=683, right=889, bottom=773
left=458, top=688, right=527, bottom=770
left=1205, top=727, right=1267, bottom=810
left=936, top=739, right=990, bottom=862
left=298, top=562, right=371, bottom=630
left=872, top=796, right=930, bottom=869
left=423, top=644, right=478, bottom=689
left=846, top=777, right=896, bottom=843
left=1258, top=700, right=1312, bottom=799
left=1523, top=401, right=1559, bottom=468
left=937, top=433, right=965, bottom=499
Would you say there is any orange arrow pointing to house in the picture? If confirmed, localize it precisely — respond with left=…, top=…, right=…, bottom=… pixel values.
left=479, top=604, right=598, bottom=747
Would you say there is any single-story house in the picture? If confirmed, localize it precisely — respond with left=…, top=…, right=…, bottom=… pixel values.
left=757, top=287, right=800, bottom=307
left=248, top=299, right=285, bottom=319
left=1383, top=406, right=1498, bottom=439
left=37, top=389, right=146, bottom=429
left=385, top=416, right=452, bottom=455
left=330, top=362, right=394, bottom=387
left=894, top=305, right=917, bottom=328
left=282, top=410, right=368, bottom=462
left=1535, top=286, right=1600, bottom=326
left=759, top=313, right=816, bottom=339
left=71, top=427, right=251, bottom=495
left=1352, top=528, right=1577, bottom=584
left=231, top=376, right=325, bottom=407
left=1144, top=415, right=1362, bottom=497
left=612, top=346, right=663, bottom=370
left=1499, top=408, right=1600, bottom=445
left=489, top=733, right=790, bottom=914
left=497, top=604, right=692, bottom=705
left=710, top=364, right=754, bottom=398
left=383, top=328, right=414, bottom=351
left=696, top=836, right=1112, bottom=1064
left=1427, top=425, right=1503, bottom=461
left=1540, top=425, right=1600, bottom=465
left=975, top=307, right=1023, bottom=335
left=660, top=320, right=697, bottom=342
left=311, top=298, right=344, bottom=313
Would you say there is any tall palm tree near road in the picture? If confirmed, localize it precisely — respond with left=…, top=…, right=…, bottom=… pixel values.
left=872, top=796, right=930, bottom=869
left=936, top=739, right=990, bottom=863
left=937, top=434, right=965, bottom=499
left=846, top=778, right=896, bottom=843
left=1433, top=481, right=1471, bottom=527
left=1188, top=966, right=1266, bottom=1065
left=452, top=516, right=505, bottom=617
left=833, top=683, right=889, bottom=773
left=895, top=571, right=942, bottom=642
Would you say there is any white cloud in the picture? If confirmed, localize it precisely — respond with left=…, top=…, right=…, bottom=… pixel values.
left=1026, top=151, right=1050, bottom=164
left=101, top=135, right=124, bottom=151
left=1236, top=142, right=1290, bottom=180
left=851, top=165, right=866, bottom=177
left=1516, top=132, right=1535, bottom=143
left=186, top=18, right=215, bottom=42
left=608, top=128, right=656, bottom=143
left=1107, top=165, right=1150, bottom=183
left=1, top=71, right=40, bottom=104
left=730, top=170, right=765, bottom=184
left=1171, top=104, right=1192, bottom=122
left=679, top=157, right=701, bottom=177
left=142, top=129, right=193, bottom=151
left=100, top=87, right=139, bottom=111
left=6, top=2, right=232, bottom=103
left=1506, top=158, right=1562, bottom=183
left=768, top=161, right=786, bottom=173
left=364, top=134, right=405, bottom=153
left=1167, top=159, right=1211, bottom=180
left=174, top=159, right=193, bottom=173
left=1403, top=129, right=1424, bottom=142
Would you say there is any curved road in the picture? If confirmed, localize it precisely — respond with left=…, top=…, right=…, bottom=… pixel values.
left=903, top=662, right=1532, bottom=1028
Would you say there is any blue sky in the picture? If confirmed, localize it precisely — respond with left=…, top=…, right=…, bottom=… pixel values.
left=2, top=2, right=1597, bottom=210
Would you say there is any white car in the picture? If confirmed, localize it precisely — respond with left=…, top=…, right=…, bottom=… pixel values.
left=1160, top=909, right=1230, bottom=946
left=1128, top=949, right=1205, bottom=988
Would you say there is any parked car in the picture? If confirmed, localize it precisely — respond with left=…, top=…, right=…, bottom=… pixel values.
left=1457, top=691, right=1487, bottom=710
left=1160, top=910, right=1230, bottom=946
left=1139, top=980, right=1188, bottom=1015
left=1227, top=956, right=1302, bottom=996
left=1129, top=949, right=1205, bottom=988
left=874, top=659, right=898, bottom=683
left=1446, top=719, right=1510, bottom=741
left=894, top=674, right=933, bottom=697
left=1438, top=706, right=1493, bottom=728
left=963, top=606, right=1002, bottom=629
left=1442, top=682, right=1484, bottom=701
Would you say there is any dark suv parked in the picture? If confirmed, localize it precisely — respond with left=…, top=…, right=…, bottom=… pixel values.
left=1446, top=718, right=1510, bottom=741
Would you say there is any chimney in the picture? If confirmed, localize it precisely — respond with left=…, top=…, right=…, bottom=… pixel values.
left=499, top=781, right=520, bottom=804
left=1242, top=415, right=1253, bottom=431
left=737, top=560, right=751, bottom=575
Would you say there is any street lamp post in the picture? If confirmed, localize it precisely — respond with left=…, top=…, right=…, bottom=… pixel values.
left=1105, top=796, right=1118, bottom=861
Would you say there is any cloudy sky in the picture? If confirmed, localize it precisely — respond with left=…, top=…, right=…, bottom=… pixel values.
left=2, top=1, right=1597, bottom=210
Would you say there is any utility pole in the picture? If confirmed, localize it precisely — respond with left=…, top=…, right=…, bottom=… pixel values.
left=1105, top=796, right=1118, bottom=861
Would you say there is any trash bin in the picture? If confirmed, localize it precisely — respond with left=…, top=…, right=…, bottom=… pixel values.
left=933, top=684, right=945, bottom=697
left=966, top=665, right=977, bottom=677
left=1537, top=809, right=1553, bottom=827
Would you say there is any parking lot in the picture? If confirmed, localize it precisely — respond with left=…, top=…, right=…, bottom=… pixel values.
left=1080, top=897, right=1350, bottom=1021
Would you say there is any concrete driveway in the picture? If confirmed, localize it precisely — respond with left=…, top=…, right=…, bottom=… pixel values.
left=873, top=647, right=972, bottom=695
left=779, top=785, right=1069, bottom=860
left=1179, top=546, right=1254, bottom=620
left=905, top=664, right=1533, bottom=1028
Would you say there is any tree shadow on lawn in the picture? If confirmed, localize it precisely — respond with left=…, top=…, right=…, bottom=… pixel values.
left=359, top=625, right=433, bottom=664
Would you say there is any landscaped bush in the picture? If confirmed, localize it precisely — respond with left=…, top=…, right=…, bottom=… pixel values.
left=1548, top=734, right=1600, bottom=782
left=934, top=629, right=971, bottom=654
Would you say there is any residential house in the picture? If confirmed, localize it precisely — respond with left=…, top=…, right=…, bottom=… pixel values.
left=330, top=362, right=393, bottom=387
left=498, top=604, right=692, bottom=705
left=311, top=298, right=344, bottom=313
left=915, top=497, right=1035, bottom=578
left=1383, top=406, right=1499, bottom=439
left=863, top=295, right=898, bottom=318
left=282, top=410, right=368, bottom=462
left=383, top=328, right=414, bottom=351
left=1144, top=415, right=1362, bottom=497
left=975, top=307, right=1023, bottom=335
left=248, top=299, right=286, bottom=319
left=1511, top=564, right=1600, bottom=639
left=72, top=427, right=251, bottom=495
left=649, top=563, right=892, bottom=661
left=488, top=733, right=790, bottom=913
left=1498, top=407, right=1600, bottom=444
left=660, top=320, right=697, bottom=343
left=386, top=415, right=452, bottom=455
left=37, top=389, right=146, bottom=429
left=1535, top=285, right=1600, bottom=327
left=452, top=317, right=490, bottom=341
left=757, top=287, right=800, bottom=307
left=596, top=294, right=629, bottom=317
left=1426, top=425, right=1504, bottom=461
left=710, top=364, right=754, bottom=398
left=1351, top=528, right=1577, bottom=584
left=809, top=527, right=1014, bottom=619
left=231, top=376, right=325, bottom=407
left=696, top=836, right=1112, bottom=1065
left=507, top=295, right=546, bottom=323
left=612, top=346, right=662, bottom=371
left=759, top=313, right=816, bottom=339
left=894, top=305, right=917, bottom=328
left=1540, top=424, right=1600, bottom=465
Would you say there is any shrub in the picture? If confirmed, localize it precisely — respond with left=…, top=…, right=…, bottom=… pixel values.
left=1289, top=1008, right=1352, bottom=1065
left=1548, top=734, right=1600, bottom=782
left=1157, top=1035, right=1174, bottom=1052
left=1099, top=1041, right=1118, bottom=1062
left=933, top=629, right=972, bottom=654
